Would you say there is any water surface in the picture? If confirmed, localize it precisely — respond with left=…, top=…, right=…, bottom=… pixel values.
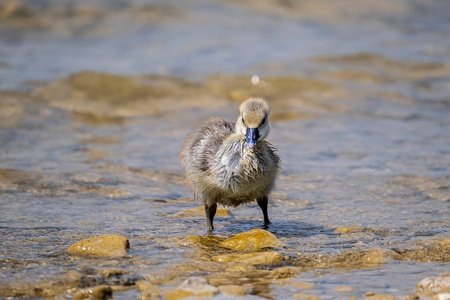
left=0, top=0, right=449, bottom=299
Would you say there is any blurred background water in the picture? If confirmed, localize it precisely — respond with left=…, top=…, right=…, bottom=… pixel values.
left=0, top=0, right=449, bottom=299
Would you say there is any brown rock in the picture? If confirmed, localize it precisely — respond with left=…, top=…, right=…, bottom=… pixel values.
left=431, top=293, right=450, bottom=300
left=67, top=235, right=130, bottom=257
left=219, top=229, right=281, bottom=250
left=213, top=251, right=283, bottom=265
left=72, top=285, right=112, bottom=300
left=99, top=268, right=130, bottom=278
left=165, top=290, right=194, bottom=300
left=270, top=267, right=299, bottom=279
left=218, top=285, right=248, bottom=296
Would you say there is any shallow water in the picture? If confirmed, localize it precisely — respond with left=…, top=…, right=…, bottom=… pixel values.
left=0, top=0, right=449, bottom=299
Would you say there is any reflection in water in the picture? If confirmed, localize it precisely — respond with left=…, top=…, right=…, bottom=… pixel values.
left=0, top=0, right=449, bottom=299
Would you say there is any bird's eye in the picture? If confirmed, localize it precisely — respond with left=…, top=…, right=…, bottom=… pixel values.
left=261, top=117, right=267, bottom=125
left=242, top=117, right=245, bottom=125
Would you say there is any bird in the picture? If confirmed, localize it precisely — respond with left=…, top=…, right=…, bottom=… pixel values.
left=180, top=97, right=280, bottom=231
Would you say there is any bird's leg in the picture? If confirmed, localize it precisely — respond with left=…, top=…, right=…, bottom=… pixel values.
left=205, top=202, right=217, bottom=231
left=257, top=196, right=271, bottom=226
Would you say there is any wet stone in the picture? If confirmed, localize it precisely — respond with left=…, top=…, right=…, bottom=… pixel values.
left=218, top=284, right=248, bottom=296
left=335, top=227, right=364, bottom=234
left=270, top=267, right=300, bottom=279
left=72, top=285, right=112, bottom=300
left=213, top=251, right=283, bottom=265
left=394, top=239, right=450, bottom=262
left=167, top=277, right=219, bottom=299
left=99, top=268, right=130, bottom=278
left=417, top=277, right=450, bottom=296
left=431, top=294, right=450, bottom=300
left=67, top=235, right=130, bottom=257
left=219, top=228, right=281, bottom=251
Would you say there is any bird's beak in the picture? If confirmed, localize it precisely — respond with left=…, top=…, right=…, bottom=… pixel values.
left=246, top=128, right=260, bottom=149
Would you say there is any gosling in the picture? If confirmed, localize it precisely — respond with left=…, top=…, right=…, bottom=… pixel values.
left=181, top=98, right=280, bottom=231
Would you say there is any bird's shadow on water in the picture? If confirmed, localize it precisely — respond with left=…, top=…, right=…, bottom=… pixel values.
left=212, top=218, right=328, bottom=239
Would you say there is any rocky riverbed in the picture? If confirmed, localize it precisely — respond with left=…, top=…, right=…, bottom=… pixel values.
left=0, top=0, right=449, bottom=299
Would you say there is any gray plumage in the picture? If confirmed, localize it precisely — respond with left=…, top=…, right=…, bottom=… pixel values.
left=181, top=98, right=280, bottom=230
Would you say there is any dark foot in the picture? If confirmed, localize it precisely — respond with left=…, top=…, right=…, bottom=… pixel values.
left=205, top=203, right=217, bottom=231
left=257, top=196, right=271, bottom=226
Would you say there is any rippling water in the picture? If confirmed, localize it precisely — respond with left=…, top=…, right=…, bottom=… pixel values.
left=0, top=0, right=449, bottom=299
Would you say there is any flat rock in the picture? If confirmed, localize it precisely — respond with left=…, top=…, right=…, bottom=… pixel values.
left=213, top=251, right=283, bottom=265
left=67, top=235, right=130, bottom=257
left=219, top=229, right=281, bottom=250
left=417, top=277, right=450, bottom=296
left=171, top=206, right=230, bottom=218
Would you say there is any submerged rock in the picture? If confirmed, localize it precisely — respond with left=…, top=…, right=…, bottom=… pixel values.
left=213, top=251, right=283, bottom=265
left=394, top=239, right=450, bottom=262
left=98, top=268, right=131, bottom=278
left=335, top=286, right=356, bottom=293
left=219, top=228, right=281, bottom=251
left=269, top=267, right=300, bottom=279
left=67, top=235, right=130, bottom=257
left=171, top=206, right=230, bottom=218
left=218, top=284, right=248, bottom=296
left=335, top=227, right=363, bottom=234
left=72, top=285, right=112, bottom=300
left=417, top=277, right=450, bottom=297
left=364, top=292, right=398, bottom=299
left=292, top=292, right=323, bottom=299
left=166, top=277, right=219, bottom=299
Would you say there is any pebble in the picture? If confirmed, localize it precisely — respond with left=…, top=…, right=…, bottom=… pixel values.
left=417, top=277, right=450, bottom=296
left=219, top=228, right=281, bottom=250
left=67, top=235, right=130, bottom=257
left=213, top=251, right=283, bottom=265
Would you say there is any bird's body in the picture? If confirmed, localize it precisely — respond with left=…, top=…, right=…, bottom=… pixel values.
left=181, top=98, right=280, bottom=230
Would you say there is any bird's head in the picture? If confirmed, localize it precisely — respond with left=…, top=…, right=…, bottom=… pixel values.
left=236, top=98, right=270, bottom=149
